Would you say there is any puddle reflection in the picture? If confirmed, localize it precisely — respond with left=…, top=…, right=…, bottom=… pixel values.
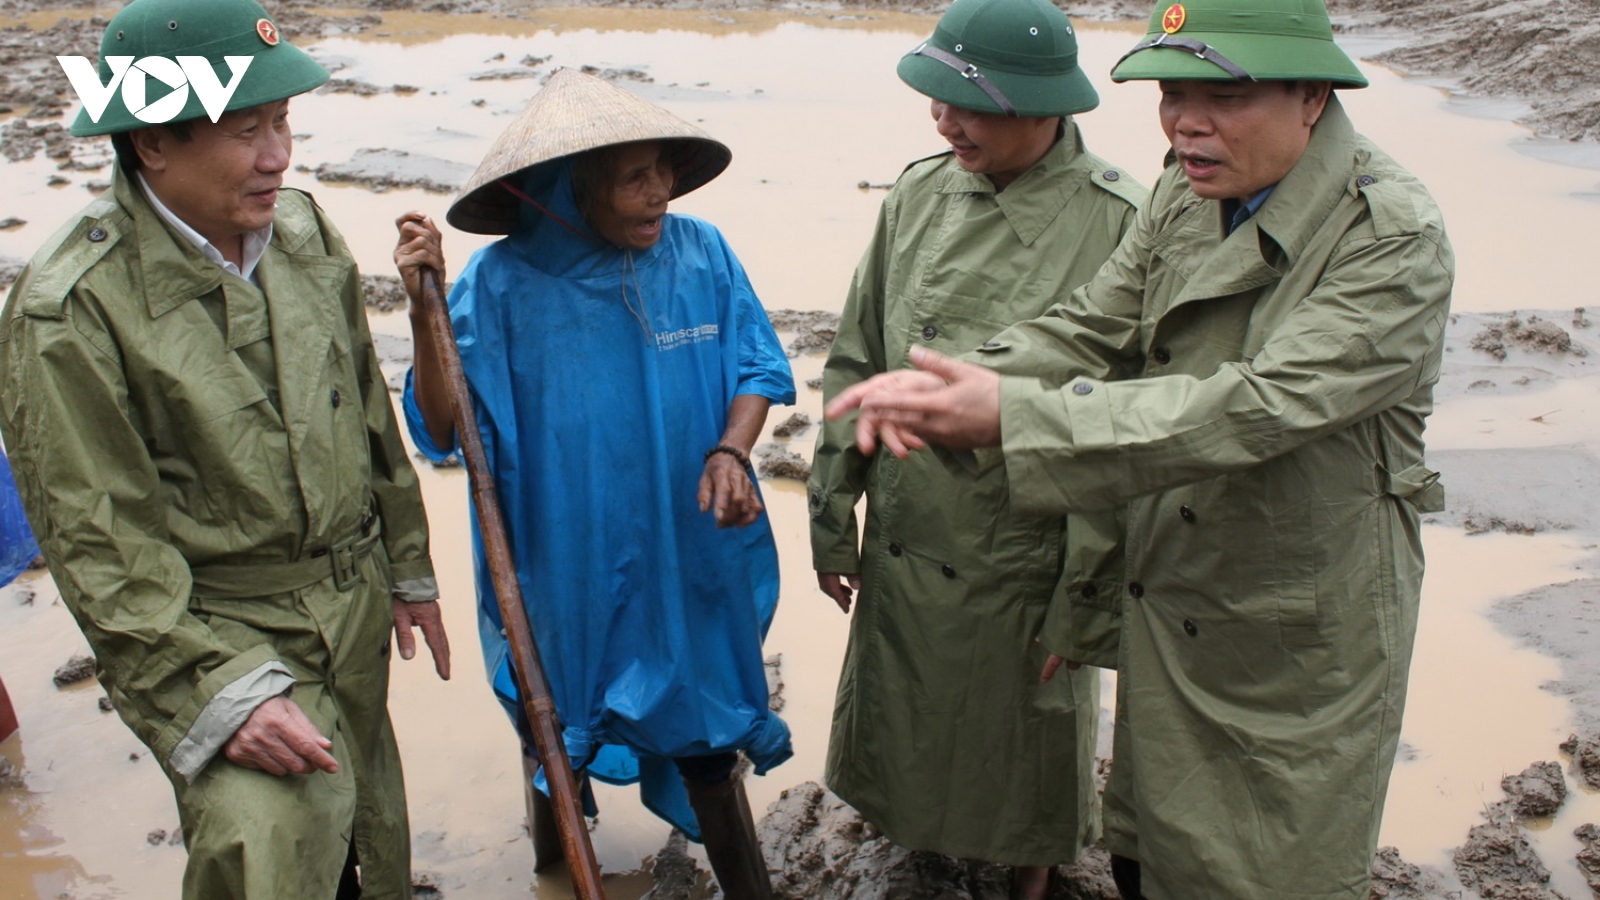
left=1383, top=528, right=1595, bottom=896
left=0, top=735, right=93, bottom=900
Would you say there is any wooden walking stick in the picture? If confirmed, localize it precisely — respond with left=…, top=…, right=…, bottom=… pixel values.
left=417, top=267, right=607, bottom=900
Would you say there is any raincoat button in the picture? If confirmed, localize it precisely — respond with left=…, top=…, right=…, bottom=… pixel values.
left=981, top=340, right=1002, bottom=350
left=941, top=564, right=956, bottom=579
left=87, top=227, right=107, bottom=242
left=1356, top=174, right=1377, bottom=188
left=1128, top=581, right=1145, bottom=598
left=330, top=389, right=342, bottom=408
left=888, top=543, right=903, bottom=557
left=1071, top=382, right=1093, bottom=396
left=921, top=324, right=938, bottom=341
left=1152, top=347, right=1172, bottom=365
left=1183, top=618, right=1198, bottom=637
left=809, top=490, right=822, bottom=509
left=1080, top=583, right=1097, bottom=600
left=1102, top=170, right=1120, bottom=182
left=1180, top=505, right=1196, bottom=523
left=380, top=638, right=391, bottom=656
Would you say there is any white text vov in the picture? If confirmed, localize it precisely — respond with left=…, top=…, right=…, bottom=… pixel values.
left=56, top=56, right=254, bottom=125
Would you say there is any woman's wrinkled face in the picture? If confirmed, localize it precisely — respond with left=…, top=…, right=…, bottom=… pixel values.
left=583, top=140, right=675, bottom=250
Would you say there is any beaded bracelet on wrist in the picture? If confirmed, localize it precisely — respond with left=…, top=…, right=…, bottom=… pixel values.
left=704, top=444, right=755, bottom=478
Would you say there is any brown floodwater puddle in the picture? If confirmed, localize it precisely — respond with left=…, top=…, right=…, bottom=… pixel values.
left=4, top=9, right=1600, bottom=898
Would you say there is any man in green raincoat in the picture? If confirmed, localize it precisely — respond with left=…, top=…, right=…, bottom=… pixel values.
left=828, top=1, right=1453, bottom=897
left=0, top=1, right=449, bottom=897
left=809, top=0, right=1144, bottom=896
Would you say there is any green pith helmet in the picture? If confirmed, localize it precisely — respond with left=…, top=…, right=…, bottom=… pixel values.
left=897, top=0, right=1099, bottom=118
left=1110, top=0, right=1366, bottom=87
left=70, top=0, right=330, bottom=137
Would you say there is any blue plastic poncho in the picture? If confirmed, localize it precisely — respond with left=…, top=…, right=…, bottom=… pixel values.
left=0, top=449, right=38, bottom=586
left=404, top=160, right=795, bottom=837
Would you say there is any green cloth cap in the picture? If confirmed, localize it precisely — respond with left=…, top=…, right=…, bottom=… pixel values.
left=897, top=0, right=1099, bottom=118
left=1111, top=0, right=1366, bottom=87
left=71, top=0, right=330, bottom=137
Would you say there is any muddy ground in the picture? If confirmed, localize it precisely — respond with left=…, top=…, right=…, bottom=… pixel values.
left=3, top=0, right=1600, bottom=898
left=1, top=0, right=1599, bottom=147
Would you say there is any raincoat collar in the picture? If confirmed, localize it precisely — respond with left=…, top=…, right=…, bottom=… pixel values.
left=136, top=171, right=273, bottom=284
left=114, top=169, right=328, bottom=321
left=1251, top=94, right=1356, bottom=268
left=934, top=119, right=1093, bottom=247
left=114, top=170, right=225, bottom=320
left=113, top=166, right=352, bottom=498
left=1156, top=95, right=1357, bottom=311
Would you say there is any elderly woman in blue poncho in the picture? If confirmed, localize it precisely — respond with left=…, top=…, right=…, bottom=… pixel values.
left=394, top=69, right=793, bottom=899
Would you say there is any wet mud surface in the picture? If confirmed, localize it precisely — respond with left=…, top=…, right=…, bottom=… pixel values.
left=753, top=442, right=812, bottom=481
left=769, top=309, right=841, bottom=359
left=1451, top=760, right=1580, bottom=900
left=0, top=0, right=1598, bottom=149
left=48, top=654, right=93, bottom=688
left=2, top=3, right=1600, bottom=900
left=1330, top=0, right=1600, bottom=143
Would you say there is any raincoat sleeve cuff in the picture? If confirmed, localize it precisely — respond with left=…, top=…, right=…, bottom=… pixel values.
left=154, top=642, right=283, bottom=765
left=808, top=496, right=862, bottom=574
left=811, top=550, right=861, bottom=575
left=1040, top=580, right=1121, bottom=671
left=402, top=368, right=461, bottom=463
left=810, top=534, right=861, bottom=575
left=388, top=557, right=436, bottom=586
left=167, top=657, right=295, bottom=782
left=998, top=375, right=1113, bottom=517
left=392, top=576, right=440, bottom=603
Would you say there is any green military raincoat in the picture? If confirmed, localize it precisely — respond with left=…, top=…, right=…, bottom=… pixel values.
left=976, top=98, right=1453, bottom=898
left=810, top=124, right=1146, bottom=865
left=0, top=171, right=433, bottom=899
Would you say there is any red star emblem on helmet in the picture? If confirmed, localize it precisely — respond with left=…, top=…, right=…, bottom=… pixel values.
left=256, top=18, right=280, bottom=46
left=1162, top=3, right=1187, bottom=33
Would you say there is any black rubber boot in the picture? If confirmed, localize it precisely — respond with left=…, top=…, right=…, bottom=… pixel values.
left=523, top=753, right=564, bottom=873
left=335, top=841, right=361, bottom=899
left=1009, top=865, right=1060, bottom=900
left=683, top=775, right=774, bottom=900
left=1110, top=854, right=1146, bottom=900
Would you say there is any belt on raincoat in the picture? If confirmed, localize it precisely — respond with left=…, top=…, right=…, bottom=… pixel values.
left=188, top=510, right=382, bottom=599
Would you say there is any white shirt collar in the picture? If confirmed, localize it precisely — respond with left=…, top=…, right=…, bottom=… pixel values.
left=137, top=172, right=273, bottom=285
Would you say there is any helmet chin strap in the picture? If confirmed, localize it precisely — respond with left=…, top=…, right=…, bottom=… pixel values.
left=907, top=42, right=1019, bottom=117
left=1115, top=33, right=1257, bottom=82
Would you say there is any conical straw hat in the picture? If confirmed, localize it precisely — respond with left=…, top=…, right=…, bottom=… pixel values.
left=447, top=67, right=732, bottom=235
